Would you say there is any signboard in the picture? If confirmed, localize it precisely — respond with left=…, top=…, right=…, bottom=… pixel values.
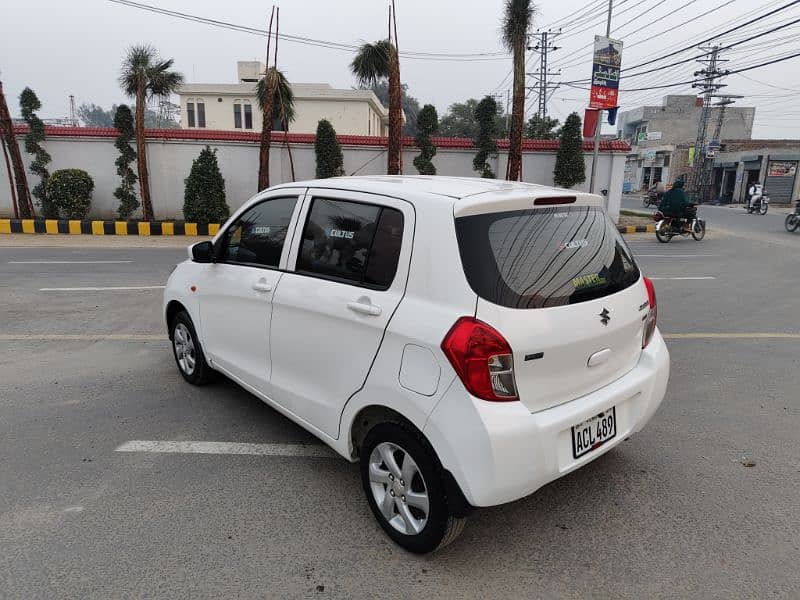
left=647, top=131, right=662, bottom=141
left=688, top=147, right=695, bottom=167
left=637, top=131, right=647, bottom=142
left=767, top=161, right=797, bottom=177
left=589, top=36, right=623, bottom=109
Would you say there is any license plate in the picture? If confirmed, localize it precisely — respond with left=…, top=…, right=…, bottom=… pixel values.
left=571, top=407, right=617, bottom=459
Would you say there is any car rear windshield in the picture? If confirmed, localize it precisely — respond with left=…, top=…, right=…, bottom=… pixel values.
left=455, top=206, right=640, bottom=309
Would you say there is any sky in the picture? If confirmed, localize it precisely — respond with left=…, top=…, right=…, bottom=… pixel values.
left=1, top=0, right=799, bottom=138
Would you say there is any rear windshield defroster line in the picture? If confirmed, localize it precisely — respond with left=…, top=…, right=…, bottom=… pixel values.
left=455, top=206, right=640, bottom=309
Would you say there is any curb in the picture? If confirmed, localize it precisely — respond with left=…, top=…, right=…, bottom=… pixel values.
left=0, top=219, right=219, bottom=236
left=618, top=224, right=656, bottom=234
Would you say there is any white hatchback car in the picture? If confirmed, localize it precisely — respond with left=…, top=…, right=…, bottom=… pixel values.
left=164, top=176, right=669, bottom=553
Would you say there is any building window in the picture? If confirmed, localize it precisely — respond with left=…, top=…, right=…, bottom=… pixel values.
left=187, top=100, right=195, bottom=128
left=273, top=116, right=285, bottom=132
left=244, top=102, right=253, bottom=129
left=233, top=100, right=242, bottom=129
left=196, top=100, right=206, bottom=128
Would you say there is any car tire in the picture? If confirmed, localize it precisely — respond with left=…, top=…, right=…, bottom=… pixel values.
left=360, top=423, right=466, bottom=554
left=170, top=310, right=213, bottom=385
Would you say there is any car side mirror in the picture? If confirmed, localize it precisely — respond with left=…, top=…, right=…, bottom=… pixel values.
left=191, top=241, right=215, bottom=263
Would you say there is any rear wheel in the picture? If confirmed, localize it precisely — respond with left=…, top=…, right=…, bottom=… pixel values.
left=691, top=220, right=706, bottom=241
left=655, top=222, right=671, bottom=243
left=361, top=423, right=466, bottom=554
left=170, top=311, right=213, bottom=385
left=786, top=214, right=800, bottom=232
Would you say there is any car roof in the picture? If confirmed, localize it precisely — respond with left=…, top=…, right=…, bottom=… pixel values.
left=270, top=175, right=579, bottom=201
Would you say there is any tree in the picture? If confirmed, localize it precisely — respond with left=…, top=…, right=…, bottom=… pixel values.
left=77, top=103, right=115, bottom=128
left=413, top=104, right=438, bottom=175
left=112, top=105, right=139, bottom=219
left=183, top=146, right=230, bottom=225
left=502, top=0, right=536, bottom=181
left=554, top=112, right=586, bottom=188
left=119, top=44, right=184, bottom=221
left=351, top=39, right=403, bottom=174
left=439, top=99, right=508, bottom=138
left=0, top=79, right=33, bottom=218
left=47, top=169, right=94, bottom=219
left=315, top=119, right=344, bottom=179
left=256, top=66, right=295, bottom=190
left=369, top=81, right=420, bottom=136
left=473, top=96, right=499, bottom=179
left=19, top=87, right=55, bottom=217
left=525, top=114, right=560, bottom=139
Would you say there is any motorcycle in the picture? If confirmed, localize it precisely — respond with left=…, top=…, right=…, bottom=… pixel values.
left=746, top=192, right=769, bottom=215
left=654, top=205, right=706, bottom=243
left=785, top=199, right=800, bottom=232
left=644, top=191, right=661, bottom=208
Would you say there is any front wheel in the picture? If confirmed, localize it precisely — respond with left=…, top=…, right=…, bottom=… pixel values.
left=786, top=214, right=800, bottom=232
left=170, top=311, right=213, bottom=385
left=759, top=202, right=769, bottom=215
left=692, top=219, right=706, bottom=241
left=361, top=423, right=466, bottom=554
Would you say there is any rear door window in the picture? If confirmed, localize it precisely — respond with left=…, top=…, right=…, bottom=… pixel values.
left=296, top=198, right=404, bottom=289
left=455, top=206, right=639, bottom=309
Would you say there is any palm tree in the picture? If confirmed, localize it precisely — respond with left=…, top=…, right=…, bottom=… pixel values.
left=351, top=39, right=403, bottom=175
left=502, top=0, right=536, bottom=181
left=119, top=45, right=183, bottom=221
left=256, top=67, right=295, bottom=191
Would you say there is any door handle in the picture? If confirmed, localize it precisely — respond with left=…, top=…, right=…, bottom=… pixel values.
left=252, top=279, right=273, bottom=293
left=347, top=300, right=382, bottom=316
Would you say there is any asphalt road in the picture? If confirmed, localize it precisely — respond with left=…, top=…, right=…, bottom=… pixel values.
left=2, top=225, right=799, bottom=599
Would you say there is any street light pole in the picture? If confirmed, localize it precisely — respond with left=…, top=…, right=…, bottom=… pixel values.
left=589, top=0, right=613, bottom=197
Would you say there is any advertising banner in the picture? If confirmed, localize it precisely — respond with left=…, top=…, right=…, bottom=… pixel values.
left=767, top=161, right=797, bottom=177
left=589, top=36, right=623, bottom=109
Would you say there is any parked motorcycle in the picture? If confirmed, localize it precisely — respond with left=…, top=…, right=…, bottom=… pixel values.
left=654, top=205, right=706, bottom=242
left=644, top=191, right=661, bottom=208
left=785, top=199, right=800, bottom=232
left=746, top=192, right=770, bottom=215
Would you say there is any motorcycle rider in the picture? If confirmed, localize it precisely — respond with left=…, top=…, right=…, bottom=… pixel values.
left=748, top=181, right=764, bottom=211
left=659, top=179, right=692, bottom=227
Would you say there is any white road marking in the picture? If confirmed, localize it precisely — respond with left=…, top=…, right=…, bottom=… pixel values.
left=39, top=285, right=165, bottom=291
left=0, top=334, right=165, bottom=341
left=115, top=440, right=336, bottom=458
left=9, top=260, right=133, bottom=264
left=635, top=254, right=720, bottom=258
left=648, top=276, right=716, bottom=280
left=663, top=333, right=800, bottom=340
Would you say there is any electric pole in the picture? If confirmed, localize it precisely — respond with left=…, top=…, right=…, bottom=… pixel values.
left=688, top=45, right=730, bottom=201
left=527, top=30, right=561, bottom=121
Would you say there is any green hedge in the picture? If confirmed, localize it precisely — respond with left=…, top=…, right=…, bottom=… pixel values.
left=46, top=169, right=94, bottom=219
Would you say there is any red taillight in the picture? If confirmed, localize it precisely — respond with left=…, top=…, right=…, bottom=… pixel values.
left=441, top=317, right=519, bottom=402
left=642, top=276, right=658, bottom=348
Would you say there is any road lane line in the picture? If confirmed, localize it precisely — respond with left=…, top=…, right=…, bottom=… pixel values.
left=648, top=277, right=716, bottom=280
left=115, top=440, right=336, bottom=458
left=39, top=285, right=166, bottom=291
left=663, top=333, right=800, bottom=340
left=635, top=254, right=720, bottom=258
left=0, top=334, right=165, bottom=341
left=9, top=260, right=133, bottom=264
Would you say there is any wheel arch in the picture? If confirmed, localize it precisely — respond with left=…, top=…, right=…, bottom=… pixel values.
left=165, top=299, right=188, bottom=339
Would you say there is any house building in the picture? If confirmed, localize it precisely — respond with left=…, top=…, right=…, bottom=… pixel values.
left=711, top=140, right=800, bottom=204
left=616, top=95, right=755, bottom=191
left=177, top=61, right=391, bottom=136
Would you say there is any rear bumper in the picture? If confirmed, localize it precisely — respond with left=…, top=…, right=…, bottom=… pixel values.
left=423, top=330, right=670, bottom=507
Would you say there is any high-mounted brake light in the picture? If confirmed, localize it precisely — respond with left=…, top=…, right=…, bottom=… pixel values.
left=441, top=317, right=519, bottom=402
left=642, top=276, right=658, bottom=349
left=534, top=196, right=576, bottom=206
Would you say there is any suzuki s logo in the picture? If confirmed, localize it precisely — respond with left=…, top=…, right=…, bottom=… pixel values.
left=599, top=308, right=611, bottom=326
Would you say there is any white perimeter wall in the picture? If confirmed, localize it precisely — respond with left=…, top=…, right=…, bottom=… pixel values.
left=0, top=136, right=625, bottom=222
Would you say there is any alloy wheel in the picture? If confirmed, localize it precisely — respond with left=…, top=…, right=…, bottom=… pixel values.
left=173, top=323, right=196, bottom=375
left=368, top=442, right=430, bottom=535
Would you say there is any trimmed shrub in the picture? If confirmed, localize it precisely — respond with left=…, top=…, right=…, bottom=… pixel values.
left=473, top=96, right=499, bottom=178
left=315, top=119, right=345, bottom=178
left=113, top=105, right=139, bottom=219
left=47, top=169, right=94, bottom=219
left=183, top=146, right=230, bottom=225
left=19, top=87, right=55, bottom=217
left=554, top=112, right=586, bottom=188
left=413, top=104, right=438, bottom=175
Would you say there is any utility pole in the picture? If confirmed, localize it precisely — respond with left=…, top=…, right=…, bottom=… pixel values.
left=589, top=0, right=613, bottom=196
left=527, top=30, right=561, bottom=121
left=688, top=45, right=730, bottom=202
